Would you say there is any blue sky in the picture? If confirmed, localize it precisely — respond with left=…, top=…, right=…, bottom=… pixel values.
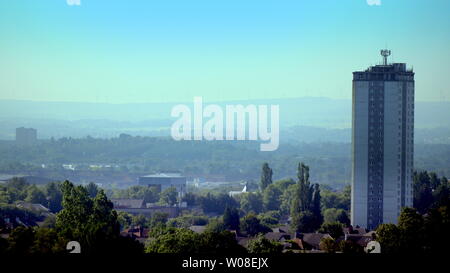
left=0, top=0, right=449, bottom=103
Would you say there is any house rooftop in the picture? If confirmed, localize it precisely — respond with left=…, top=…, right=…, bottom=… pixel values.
left=189, top=225, right=207, bottom=234
left=344, top=234, right=374, bottom=247
left=343, top=226, right=368, bottom=235
left=299, top=233, right=332, bottom=249
left=264, top=232, right=291, bottom=242
left=15, top=201, right=50, bottom=213
left=271, top=225, right=290, bottom=233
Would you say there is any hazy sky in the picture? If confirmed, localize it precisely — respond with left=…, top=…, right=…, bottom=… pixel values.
left=0, top=0, right=449, bottom=103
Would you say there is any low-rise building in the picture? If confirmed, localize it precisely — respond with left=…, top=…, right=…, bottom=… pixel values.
left=189, top=225, right=207, bottom=234
left=111, top=198, right=180, bottom=218
left=111, top=199, right=145, bottom=209
left=138, top=173, right=186, bottom=197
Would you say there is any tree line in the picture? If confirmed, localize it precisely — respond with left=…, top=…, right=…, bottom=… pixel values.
left=1, top=164, right=448, bottom=254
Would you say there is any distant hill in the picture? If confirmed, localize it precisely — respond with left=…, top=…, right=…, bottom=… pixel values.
left=0, top=98, right=449, bottom=141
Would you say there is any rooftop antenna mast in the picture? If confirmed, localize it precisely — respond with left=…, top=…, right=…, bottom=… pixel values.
left=380, top=49, right=391, bottom=65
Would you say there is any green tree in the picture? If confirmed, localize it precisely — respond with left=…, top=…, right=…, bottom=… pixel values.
left=146, top=228, right=199, bottom=253
left=25, top=185, right=47, bottom=206
left=258, top=211, right=280, bottom=227
left=113, top=185, right=160, bottom=204
left=88, top=189, right=122, bottom=252
left=247, top=234, right=283, bottom=254
left=199, top=231, right=246, bottom=254
left=310, top=183, right=323, bottom=230
left=376, top=208, right=425, bottom=254
left=205, top=218, right=226, bottom=233
left=424, top=205, right=450, bottom=253
left=319, top=237, right=338, bottom=253
left=55, top=180, right=128, bottom=254
left=142, top=186, right=160, bottom=204
left=280, top=184, right=297, bottom=216
left=319, top=222, right=344, bottom=240
left=323, top=208, right=350, bottom=226
left=240, top=213, right=271, bottom=236
left=336, top=210, right=351, bottom=226
left=6, top=226, right=35, bottom=255
left=262, top=184, right=282, bottom=212
left=167, top=214, right=208, bottom=228
left=323, top=208, right=340, bottom=224
left=429, top=172, right=440, bottom=190
left=376, top=223, right=401, bottom=254
left=294, top=162, right=312, bottom=212
left=160, top=186, right=178, bottom=206
left=272, top=178, right=296, bottom=192
left=149, top=212, right=168, bottom=228
left=181, top=192, right=197, bottom=206
left=320, top=185, right=351, bottom=212
left=85, top=182, right=99, bottom=198
left=117, top=211, right=133, bottom=229
left=5, top=178, right=28, bottom=202
left=30, top=228, right=67, bottom=254
left=0, top=186, right=11, bottom=204
left=56, top=181, right=94, bottom=241
left=398, top=207, right=424, bottom=253
left=433, top=182, right=450, bottom=207
left=441, top=176, right=448, bottom=187
left=291, top=211, right=315, bottom=233
left=199, top=192, right=238, bottom=214
left=260, top=163, right=273, bottom=191
left=45, top=182, right=62, bottom=213
left=413, top=171, right=433, bottom=214
left=341, top=184, right=351, bottom=209
left=223, top=206, right=240, bottom=230
left=240, top=192, right=263, bottom=214
left=131, top=214, right=148, bottom=228
left=146, top=229, right=245, bottom=254
left=291, top=163, right=322, bottom=232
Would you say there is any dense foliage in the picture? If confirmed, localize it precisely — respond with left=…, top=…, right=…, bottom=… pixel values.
left=1, top=163, right=448, bottom=255
left=145, top=228, right=246, bottom=254
left=0, top=178, right=62, bottom=213
left=375, top=171, right=450, bottom=253
left=290, top=163, right=323, bottom=232
left=1, top=137, right=450, bottom=189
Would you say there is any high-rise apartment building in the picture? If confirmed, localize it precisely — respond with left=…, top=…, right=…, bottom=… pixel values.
left=351, top=50, right=414, bottom=230
left=15, top=127, right=37, bottom=145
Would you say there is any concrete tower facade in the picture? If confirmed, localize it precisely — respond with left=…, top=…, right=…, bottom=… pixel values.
left=15, top=127, right=37, bottom=145
left=351, top=50, right=415, bottom=230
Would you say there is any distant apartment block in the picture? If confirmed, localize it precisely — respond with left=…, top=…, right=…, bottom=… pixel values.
left=351, top=50, right=414, bottom=230
left=15, top=127, right=37, bottom=145
left=138, top=172, right=186, bottom=196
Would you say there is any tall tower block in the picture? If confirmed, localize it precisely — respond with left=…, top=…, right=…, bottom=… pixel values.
left=351, top=50, right=415, bottom=230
